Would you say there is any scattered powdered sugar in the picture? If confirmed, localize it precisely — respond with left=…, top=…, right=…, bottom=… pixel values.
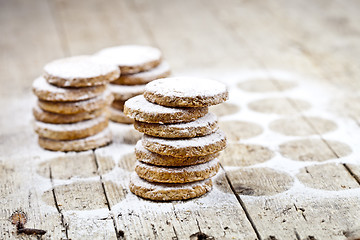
left=130, top=172, right=211, bottom=191
left=136, top=158, right=219, bottom=174
left=35, top=115, right=107, bottom=132
left=95, top=45, right=161, bottom=67
left=109, top=84, right=145, bottom=99
left=142, top=129, right=226, bottom=148
left=44, top=55, right=119, bottom=79
left=145, top=77, right=227, bottom=98
left=125, top=95, right=200, bottom=114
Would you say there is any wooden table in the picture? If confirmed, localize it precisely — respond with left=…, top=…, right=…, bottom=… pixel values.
left=1, top=0, right=360, bottom=239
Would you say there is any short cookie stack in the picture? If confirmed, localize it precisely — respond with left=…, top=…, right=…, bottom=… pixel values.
left=95, top=45, right=171, bottom=124
left=124, top=77, right=228, bottom=201
left=32, top=56, right=120, bottom=151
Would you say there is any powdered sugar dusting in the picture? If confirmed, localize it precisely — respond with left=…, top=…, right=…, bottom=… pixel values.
left=145, top=77, right=227, bottom=98
left=125, top=95, right=200, bottom=114
left=142, top=129, right=226, bottom=148
left=44, top=55, right=119, bottom=79
left=124, top=61, right=170, bottom=78
left=95, top=45, right=161, bottom=67
left=136, top=158, right=219, bottom=174
left=35, top=115, right=107, bottom=132
left=154, top=112, right=217, bottom=129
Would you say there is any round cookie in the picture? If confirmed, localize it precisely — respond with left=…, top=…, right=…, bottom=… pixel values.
left=135, top=140, right=219, bottom=166
left=135, top=158, right=220, bottom=183
left=109, top=84, right=145, bottom=101
left=44, top=55, right=120, bottom=87
left=129, top=173, right=212, bottom=201
left=32, top=76, right=106, bottom=102
left=113, top=61, right=171, bottom=85
left=33, top=105, right=106, bottom=124
left=96, top=45, right=162, bottom=74
left=111, top=100, right=126, bottom=111
left=38, top=90, right=114, bottom=114
left=142, top=129, right=226, bottom=158
left=109, top=107, right=134, bottom=124
left=134, top=112, right=218, bottom=138
left=144, top=77, right=228, bottom=107
left=124, top=95, right=208, bottom=124
left=34, top=115, right=108, bottom=140
left=38, top=128, right=112, bottom=152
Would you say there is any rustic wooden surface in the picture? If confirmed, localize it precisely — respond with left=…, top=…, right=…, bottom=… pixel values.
left=1, top=0, right=360, bottom=239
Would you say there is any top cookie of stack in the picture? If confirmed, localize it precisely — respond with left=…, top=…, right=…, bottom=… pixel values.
left=96, top=45, right=171, bottom=124
left=32, top=55, right=120, bottom=152
left=124, top=77, right=228, bottom=201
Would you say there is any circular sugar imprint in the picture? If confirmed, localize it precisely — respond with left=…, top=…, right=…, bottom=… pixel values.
left=269, top=116, right=337, bottom=136
left=37, top=153, right=115, bottom=179
left=219, top=120, right=263, bottom=141
left=279, top=139, right=352, bottom=162
left=219, top=143, right=274, bottom=167
left=223, top=167, right=294, bottom=196
left=248, top=98, right=311, bottom=115
left=42, top=181, right=126, bottom=210
left=118, top=152, right=137, bottom=172
left=296, top=163, right=360, bottom=191
left=237, top=79, right=297, bottom=92
left=209, top=102, right=240, bottom=117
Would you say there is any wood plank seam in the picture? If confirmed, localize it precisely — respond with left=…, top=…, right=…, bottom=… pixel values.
left=93, top=151, right=122, bottom=240
left=220, top=164, right=262, bottom=240
left=49, top=166, right=69, bottom=239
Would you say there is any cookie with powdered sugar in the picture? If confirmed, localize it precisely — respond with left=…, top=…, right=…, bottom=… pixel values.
left=135, top=140, right=219, bottom=167
left=134, top=112, right=218, bottom=138
left=38, top=128, right=112, bottom=152
left=38, top=90, right=113, bottom=114
left=112, top=61, right=171, bottom=85
left=124, top=95, right=208, bottom=124
left=33, top=106, right=106, bottom=124
left=33, top=77, right=106, bottom=102
left=109, top=107, right=134, bottom=124
left=142, top=129, right=226, bottom=158
left=34, top=115, right=108, bottom=140
left=44, top=55, right=120, bottom=87
left=96, top=45, right=162, bottom=74
left=129, top=173, right=212, bottom=201
left=135, top=158, right=220, bottom=184
left=144, top=77, right=228, bottom=107
left=109, top=84, right=145, bottom=101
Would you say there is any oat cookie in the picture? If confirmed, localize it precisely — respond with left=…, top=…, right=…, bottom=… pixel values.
left=124, top=95, right=208, bottom=124
left=144, top=77, right=228, bottom=107
left=34, top=115, right=108, bottom=140
left=38, top=128, right=112, bottom=152
left=129, top=173, right=212, bottom=201
left=38, top=90, right=113, bottom=114
left=33, top=106, right=105, bottom=124
left=44, top=55, right=120, bottom=87
left=113, top=61, right=171, bottom=85
left=109, top=84, right=145, bottom=101
left=135, top=158, right=219, bottom=183
left=135, top=141, right=219, bottom=166
left=142, top=129, right=226, bottom=158
left=109, top=107, right=134, bottom=124
left=32, top=76, right=106, bottom=102
left=134, top=112, right=218, bottom=138
left=96, top=45, right=162, bottom=74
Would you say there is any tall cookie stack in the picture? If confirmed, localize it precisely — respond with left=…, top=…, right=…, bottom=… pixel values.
left=32, top=56, right=120, bottom=151
left=124, top=77, right=228, bottom=201
left=95, top=45, right=171, bottom=124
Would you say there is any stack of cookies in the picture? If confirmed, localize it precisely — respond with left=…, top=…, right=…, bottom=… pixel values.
left=124, top=77, right=228, bottom=201
left=32, top=56, right=120, bottom=151
left=95, top=45, right=171, bottom=124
